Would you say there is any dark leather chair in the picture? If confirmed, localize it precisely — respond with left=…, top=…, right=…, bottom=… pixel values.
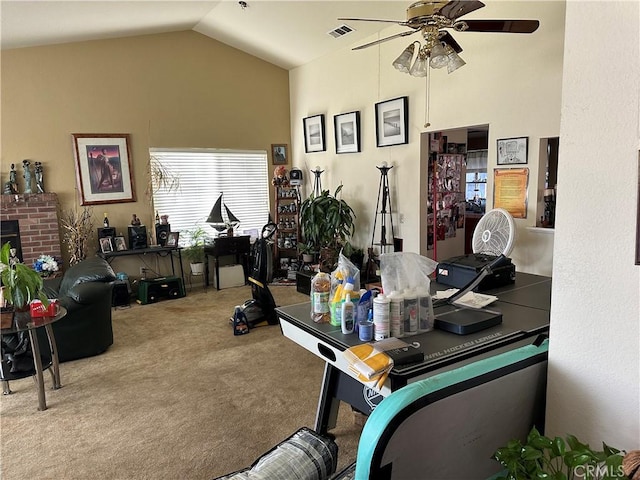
left=38, top=255, right=116, bottom=362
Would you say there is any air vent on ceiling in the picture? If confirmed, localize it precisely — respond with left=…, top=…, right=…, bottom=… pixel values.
left=327, top=24, right=355, bottom=39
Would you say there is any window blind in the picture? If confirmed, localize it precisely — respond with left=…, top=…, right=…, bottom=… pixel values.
left=149, top=148, right=270, bottom=244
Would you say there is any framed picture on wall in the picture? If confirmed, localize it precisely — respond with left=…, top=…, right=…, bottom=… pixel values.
left=375, top=96, right=408, bottom=147
left=334, top=111, right=361, bottom=154
left=271, top=144, right=288, bottom=165
left=303, top=114, right=326, bottom=153
left=72, top=133, right=136, bottom=205
left=497, top=137, right=529, bottom=165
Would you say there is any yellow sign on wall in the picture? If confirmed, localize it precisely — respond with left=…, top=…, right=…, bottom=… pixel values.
left=493, top=168, right=529, bottom=219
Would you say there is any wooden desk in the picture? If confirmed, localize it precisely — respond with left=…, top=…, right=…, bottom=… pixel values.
left=204, top=235, right=251, bottom=290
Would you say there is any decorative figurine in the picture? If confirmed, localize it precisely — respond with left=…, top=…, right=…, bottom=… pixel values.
left=131, top=214, right=141, bottom=226
left=35, top=161, right=45, bottom=193
left=22, top=159, right=32, bottom=194
left=3, top=163, right=18, bottom=194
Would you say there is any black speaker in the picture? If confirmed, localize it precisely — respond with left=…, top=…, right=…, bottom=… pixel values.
left=98, top=227, right=116, bottom=239
left=155, top=224, right=171, bottom=247
left=128, top=225, right=148, bottom=250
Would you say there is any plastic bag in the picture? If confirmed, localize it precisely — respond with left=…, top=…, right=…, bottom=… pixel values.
left=329, top=252, right=361, bottom=326
left=379, top=252, right=438, bottom=294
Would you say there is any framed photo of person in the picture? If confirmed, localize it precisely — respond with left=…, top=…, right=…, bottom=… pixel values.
left=113, top=236, right=127, bottom=251
left=166, top=232, right=179, bottom=248
left=303, top=114, right=326, bottom=153
left=271, top=144, right=288, bottom=165
left=72, top=133, right=136, bottom=206
left=99, top=237, right=114, bottom=254
left=334, top=111, right=361, bottom=154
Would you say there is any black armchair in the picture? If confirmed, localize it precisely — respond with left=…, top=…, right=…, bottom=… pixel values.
left=38, top=255, right=116, bottom=362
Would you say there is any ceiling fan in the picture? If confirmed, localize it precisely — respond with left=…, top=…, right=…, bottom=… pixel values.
left=339, top=1, right=539, bottom=54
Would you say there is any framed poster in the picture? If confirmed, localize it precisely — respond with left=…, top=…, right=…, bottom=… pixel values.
left=334, top=111, right=361, bottom=154
left=303, top=114, right=326, bottom=153
left=271, top=144, right=288, bottom=165
left=375, top=96, right=408, bottom=147
left=493, top=168, right=529, bottom=218
left=497, top=137, right=528, bottom=165
left=72, top=133, right=136, bottom=205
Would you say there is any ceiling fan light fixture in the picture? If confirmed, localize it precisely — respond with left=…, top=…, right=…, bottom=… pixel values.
left=429, top=42, right=448, bottom=69
left=446, top=49, right=466, bottom=73
left=392, top=43, right=416, bottom=73
left=409, top=50, right=428, bottom=77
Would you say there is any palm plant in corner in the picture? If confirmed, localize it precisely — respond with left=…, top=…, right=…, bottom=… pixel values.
left=1, top=242, right=49, bottom=328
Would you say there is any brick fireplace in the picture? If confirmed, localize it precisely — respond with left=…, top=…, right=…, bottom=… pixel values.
left=1, top=193, right=63, bottom=267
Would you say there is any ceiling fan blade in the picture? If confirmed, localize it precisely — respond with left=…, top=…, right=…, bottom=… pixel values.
left=338, top=17, right=407, bottom=26
left=462, top=19, right=540, bottom=33
left=440, top=31, right=463, bottom=53
left=352, top=30, right=418, bottom=50
left=438, top=0, right=485, bottom=20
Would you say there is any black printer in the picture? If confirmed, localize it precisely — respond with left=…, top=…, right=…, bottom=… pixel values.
left=436, top=253, right=515, bottom=291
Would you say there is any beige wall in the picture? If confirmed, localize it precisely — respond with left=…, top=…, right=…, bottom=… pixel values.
left=289, top=1, right=565, bottom=276
left=1, top=31, right=290, bottom=268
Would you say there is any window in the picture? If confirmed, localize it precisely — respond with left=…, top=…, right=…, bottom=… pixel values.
left=150, top=148, right=270, bottom=244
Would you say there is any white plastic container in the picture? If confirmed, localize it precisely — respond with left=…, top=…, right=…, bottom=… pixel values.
left=416, top=286, right=434, bottom=332
left=403, top=288, right=419, bottom=336
left=388, top=290, right=405, bottom=338
left=372, top=294, right=390, bottom=341
left=341, top=293, right=355, bottom=334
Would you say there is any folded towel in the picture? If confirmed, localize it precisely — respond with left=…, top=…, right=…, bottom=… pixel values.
left=343, top=343, right=393, bottom=388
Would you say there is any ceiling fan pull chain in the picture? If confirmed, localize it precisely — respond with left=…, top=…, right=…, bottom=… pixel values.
left=424, top=64, right=431, bottom=128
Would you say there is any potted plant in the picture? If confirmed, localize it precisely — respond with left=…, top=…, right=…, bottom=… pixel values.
left=1, top=242, right=49, bottom=328
left=299, top=243, right=316, bottom=264
left=300, top=185, right=356, bottom=272
left=343, top=242, right=365, bottom=270
left=492, top=427, right=626, bottom=480
left=183, top=226, right=209, bottom=275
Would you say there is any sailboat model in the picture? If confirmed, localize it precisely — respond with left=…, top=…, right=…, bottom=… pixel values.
left=206, top=192, right=240, bottom=234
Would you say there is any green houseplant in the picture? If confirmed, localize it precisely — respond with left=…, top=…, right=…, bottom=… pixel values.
left=492, top=427, right=626, bottom=480
left=300, top=185, right=356, bottom=271
left=1, top=242, right=49, bottom=312
left=182, top=226, right=209, bottom=274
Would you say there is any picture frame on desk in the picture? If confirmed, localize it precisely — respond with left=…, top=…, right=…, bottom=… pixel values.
left=166, top=232, right=179, bottom=248
left=114, top=236, right=127, bottom=251
left=99, top=237, right=113, bottom=254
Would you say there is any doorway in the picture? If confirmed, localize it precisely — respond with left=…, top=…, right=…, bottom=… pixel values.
left=420, top=125, right=489, bottom=261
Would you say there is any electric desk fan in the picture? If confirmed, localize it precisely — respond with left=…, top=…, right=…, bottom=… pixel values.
left=472, top=208, right=516, bottom=257
left=436, top=208, right=516, bottom=290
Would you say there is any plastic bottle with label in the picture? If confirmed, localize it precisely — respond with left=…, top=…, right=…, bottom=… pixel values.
left=416, top=286, right=434, bottom=332
left=341, top=293, right=355, bottom=334
left=310, top=272, right=331, bottom=323
left=403, top=288, right=419, bottom=336
left=388, top=291, right=405, bottom=338
left=372, top=294, right=390, bottom=341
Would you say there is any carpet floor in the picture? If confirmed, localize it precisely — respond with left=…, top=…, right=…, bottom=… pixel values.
left=0, top=285, right=363, bottom=479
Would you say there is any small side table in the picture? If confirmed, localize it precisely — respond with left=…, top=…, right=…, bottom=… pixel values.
left=0, top=307, right=66, bottom=411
